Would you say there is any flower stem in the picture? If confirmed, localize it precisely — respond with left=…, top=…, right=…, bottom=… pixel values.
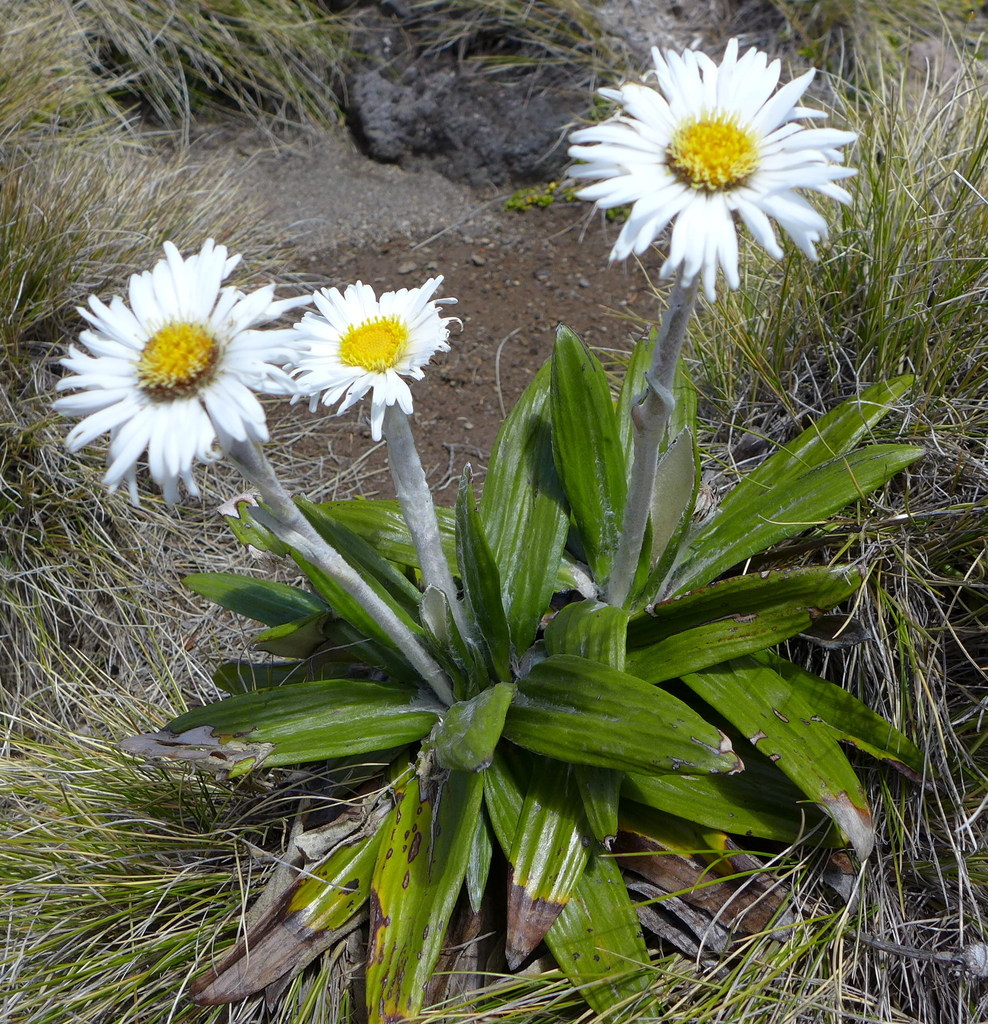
left=225, top=439, right=455, bottom=706
left=382, top=405, right=472, bottom=641
left=605, top=275, right=698, bottom=609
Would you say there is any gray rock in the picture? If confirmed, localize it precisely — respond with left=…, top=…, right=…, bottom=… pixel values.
left=346, top=64, right=580, bottom=188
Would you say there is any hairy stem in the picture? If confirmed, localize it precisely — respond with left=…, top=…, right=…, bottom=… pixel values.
left=383, top=405, right=472, bottom=640
left=606, top=276, right=698, bottom=608
left=226, top=439, right=454, bottom=706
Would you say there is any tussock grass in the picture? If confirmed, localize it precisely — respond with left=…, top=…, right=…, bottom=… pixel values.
left=0, top=134, right=299, bottom=722
left=1, top=683, right=274, bottom=1024
left=0, top=2, right=120, bottom=137
left=769, top=0, right=987, bottom=74
left=410, top=0, right=619, bottom=82
left=67, top=0, right=349, bottom=129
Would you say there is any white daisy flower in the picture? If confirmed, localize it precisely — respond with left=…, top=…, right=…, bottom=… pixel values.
left=568, top=38, right=857, bottom=300
left=289, top=277, right=457, bottom=441
left=54, top=239, right=305, bottom=504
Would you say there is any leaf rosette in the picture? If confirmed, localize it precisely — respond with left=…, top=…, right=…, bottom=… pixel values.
left=127, top=328, right=923, bottom=1021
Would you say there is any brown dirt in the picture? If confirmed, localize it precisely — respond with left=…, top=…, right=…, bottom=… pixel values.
left=266, top=201, right=666, bottom=503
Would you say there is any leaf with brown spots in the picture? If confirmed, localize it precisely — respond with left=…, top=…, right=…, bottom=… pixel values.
left=366, top=766, right=483, bottom=1024
left=626, top=566, right=863, bottom=683
left=683, top=657, right=874, bottom=859
left=544, top=848, right=653, bottom=1015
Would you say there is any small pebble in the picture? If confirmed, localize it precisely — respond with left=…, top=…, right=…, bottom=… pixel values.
left=397, top=259, right=418, bottom=274
left=470, top=253, right=486, bottom=266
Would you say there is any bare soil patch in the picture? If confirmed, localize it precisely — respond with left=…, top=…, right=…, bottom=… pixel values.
left=265, top=200, right=665, bottom=501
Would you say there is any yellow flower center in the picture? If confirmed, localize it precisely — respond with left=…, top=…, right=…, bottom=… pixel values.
left=137, top=321, right=219, bottom=398
left=338, top=316, right=409, bottom=372
left=666, top=115, right=760, bottom=191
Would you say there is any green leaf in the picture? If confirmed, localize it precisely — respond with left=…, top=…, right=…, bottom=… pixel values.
left=715, top=376, right=916, bottom=521
left=254, top=612, right=333, bottom=659
left=757, top=652, right=924, bottom=775
left=682, top=658, right=875, bottom=859
left=465, top=810, right=493, bottom=914
left=647, top=427, right=697, bottom=572
left=505, top=654, right=740, bottom=776
left=212, top=654, right=380, bottom=695
left=256, top=613, right=422, bottom=682
left=483, top=748, right=525, bottom=852
left=544, top=599, right=628, bottom=671
left=616, top=336, right=696, bottom=477
left=455, top=471, right=512, bottom=681
left=366, top=767, right=484, bottom=1024
left=669, top=444, right=925, bottom=592
left=574, top=764, right=621, bottom=846
left=418, top=585, right=475, bottom=700
left=211, top=660, right=310, bottom=695
left=543, top=599, right=628, bottom=843
left=480, top=361, right=570, bottom=653
left=431, top=682, right=516, bottom=772
left=505, top=757, right=590, bottom=969
left=623, top=752, right=833, bottom=844
left=626, top=566, right=863, bottom=681
left=550, top=325, right=627, bottom=581
left=629, top=566, right=863, bottom=645
left=320, top=495, right=585, bottom=598
left=183, top=572, right=327, bottom=626
left=297, top=497, right=424, bottom=616
left=292, top=547, right=422, bottom=669
left=223, top=501, right=289, bottom=555
left=544, top=850, right=652, bottom=1015
left=616, top=328, right=657, bottom=479
left=164, top=679, right=440, bottom=768
left=313, top=499, right=457, bottom=572
left=617, top=353, right=700, bottom=606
